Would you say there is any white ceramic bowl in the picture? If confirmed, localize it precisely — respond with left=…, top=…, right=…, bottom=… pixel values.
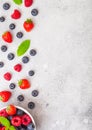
left=0, top=105, right=36, bottom=130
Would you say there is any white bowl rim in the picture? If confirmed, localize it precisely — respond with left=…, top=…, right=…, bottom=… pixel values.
left=0, top=105, right=36, bottom=130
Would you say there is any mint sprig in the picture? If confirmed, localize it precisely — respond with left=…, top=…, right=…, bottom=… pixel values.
left=13, top=0, right=22, bottom=5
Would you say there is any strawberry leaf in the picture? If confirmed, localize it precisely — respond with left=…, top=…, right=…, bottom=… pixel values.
left=13, top=0, right=22, bottom=5
left=17, top=40, right=30, bottom=56
left=0, top=117, right=10, bottom=127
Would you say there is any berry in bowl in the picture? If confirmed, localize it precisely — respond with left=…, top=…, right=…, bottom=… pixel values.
left=0, top=105, right=36, bottom=130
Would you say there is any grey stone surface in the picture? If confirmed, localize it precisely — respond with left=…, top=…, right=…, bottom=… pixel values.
left=0, top=0, right=92, bottom=130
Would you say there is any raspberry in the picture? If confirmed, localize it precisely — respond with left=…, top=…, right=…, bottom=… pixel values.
left=11, top=116, right=21, bottom=126
left=22, top=114, right=32, bottom=126
left=14, top=64, right=22, bottom=72
left=0, top=109, right=8, bottom=117
left=4, top=72, right=12, bottom=81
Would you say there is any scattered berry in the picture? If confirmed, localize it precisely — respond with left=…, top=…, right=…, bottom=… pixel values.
left=0, top=91, right=11, bottom=102
left=17, top=109, right=24, bottom=115
left=24, top=0, right=33, bottom=7
left=23, top=19, right=34, bottom=32
left=6, top=105, right=16, bottom=116
left=16, top=32, right=23, bottom=38
left=29, top=49, right=37, bottom=56
left=4, top=72, right=12, bottom=81
left=11, top=9, right=21, bottom=19
left=7, top=53, right=15, bottom=60
left=3, top=3, right=10, bottom=10
left=22, top=114, right=32, bottom=126
left=9, top=83, right=16, bottom=89
left=0, top=62, right=4, bottom=68
left=9, top=23, right=16, bottom=30
left=2, top=31, right=12, bottom=43
left=11, top=116, right=21, bottom=126
left=17, top=95, right=24, bottom=102
left=14, top=64, right=22, bottom=72
left=18, top=79, right=30, bottom=89
left=0, top=109, right=8, bottom=117
left=1, top=45, right=7, bottom=52
left=22, top=56, right=29, bottom=63
left=28, top=102, right=35, bottom=109
left=0, top=16, right=5, bottom=22
left=31, top=9, right=38, bottom=16
left=28, top=70, right=35, bottom=76
left=32, top=90, right=39, bottom=97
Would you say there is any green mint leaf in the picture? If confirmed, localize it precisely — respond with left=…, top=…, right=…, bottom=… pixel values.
left=0, top=116, right=10, bottom=127
left=17, top=40, right=30, bottom=56
left=10, top=125, right=16, bottom=130
left=13, top=0, right=22, bottom=5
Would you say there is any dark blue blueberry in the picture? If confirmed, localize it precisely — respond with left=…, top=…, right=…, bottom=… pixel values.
left=0, top=62, right=4, bottom=68
left=17, top=109, right=24, bottom=115
left=1, top=45, right=7, bottom=52
left=32, top=90, right=39, bottom=97
left=27, top=123, right=34, bottom=130
left=28, top=70, right=35, bottom=76
left=0, top=16, right=5, bottom=22
left=17, top=95, right=24, bottom=102
left=31, top=9, right=38, bottom=16
left=9, top=83, right=16, bottom=89
left=22, top=56, right=29, bottom=64
left=7, top=53, right=15, bottom=60
left=28, top=102, right=35, bottom=109
left=29, top=49, right=37, bottom=56
left=16, top=32, right=23, bottom=38
left=3, top=3, right=10, bottom=10
left=9, top=23, right=16, bottom=30
left=7, top=116, right=13, bottom=121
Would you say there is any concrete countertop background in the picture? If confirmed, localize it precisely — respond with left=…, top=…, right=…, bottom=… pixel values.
left=0, top=0, right=92, bottom=130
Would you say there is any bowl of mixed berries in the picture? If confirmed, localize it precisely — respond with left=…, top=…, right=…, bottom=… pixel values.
left=0, top=104, right=36, bottom=130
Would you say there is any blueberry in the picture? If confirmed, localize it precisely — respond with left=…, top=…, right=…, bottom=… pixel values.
left=32, top=90, right=39, bottom=97
left=0, top=62, right=4, bottom=68
left=17, top=95, right=24, bottom=102
left=7, top=116, right=13, bottom=121
left=28, top=102, right=35, bottom=109
left=9, top=23, right=16, bottom=30
left=3, top=3, right=10, bottom=10
left=0, top=16, right=5, bottom=22
left=9, top=83, right=16, bottom=89
left=1, top=45, right=7, bottom=52
left=7, top=53, right=15, bottom=60
left=22, top=56, right=29, bottom=64
left=28, top=70, right=35, bottom=76
left=16, top=32, right=23, bottom=38
left=31, top=9, right=38, bottom=16
left=27, top=123, right=34, bottom=130
left=29, top=49, right=37, bottom=56
left=17, top=109, right=24, bottom=115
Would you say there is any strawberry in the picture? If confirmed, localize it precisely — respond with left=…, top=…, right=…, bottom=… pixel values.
left=2, top=31, right=12, bottom=43
left=11, top=9, right=21, bottom=19
left=18, top=79, right=30, bottom=89
left=24, top=0, right=33, bottom=7
left=0, top=91, right=11, bottom=102
left=23, top=19, right=34, bottom=32
left=4, top=72, right=12, bottom=81
left=6, top=105, right=16, bottom=116
left=14, top=64, right=22, bottom=72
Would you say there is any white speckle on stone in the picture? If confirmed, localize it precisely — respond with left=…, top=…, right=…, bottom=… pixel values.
left=83, top=118, right=89, bottom=124
left=43, top=64, right=48, bottom=71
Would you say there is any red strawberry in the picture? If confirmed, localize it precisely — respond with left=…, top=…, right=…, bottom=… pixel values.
left=14, top=64, right=22, bottom=72
left=2, top=31, right=12, bottom=43
left=0, top=91, right=11, bottom=102
left=0, top=109, right=8, bottom=117
left=11, top=116, right=21, bottom=126
left=4, top=72, right=12, bottom=81
left=11, top=9, right=21, bottom=19
left=23, top=19, right=34, bottom=32
left=22, top=114, right=32, bottom=125
left=24, top=0, right=33, bottom=7
left=18, top=79, right=30, bottom=89
left=6, top=105, right=16, bottom=116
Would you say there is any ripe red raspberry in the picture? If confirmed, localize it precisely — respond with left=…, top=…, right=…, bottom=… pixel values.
left=11, top=116, right=21, bottom=126
left=22, top=114, right=32, bottom=126
left=0, top=109, right=8, bottom=117
left=4, top=72, right=12, bottom=81
left=14, top=64, right=22, bottom=72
